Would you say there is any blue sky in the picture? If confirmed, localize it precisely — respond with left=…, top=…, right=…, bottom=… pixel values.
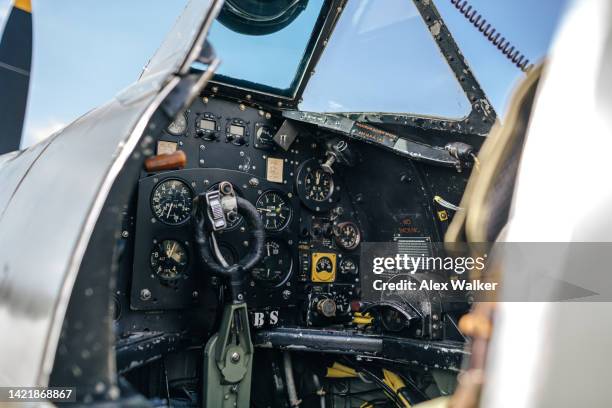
left=0, top=0, right=569, bottom=148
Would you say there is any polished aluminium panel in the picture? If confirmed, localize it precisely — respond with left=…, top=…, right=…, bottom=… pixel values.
left=139, top=0, right=221, bottom=81
left=0, top=96, right=156, bottom=387
left=0, top=0, right=221, bottom=387
left=0, top=136, right=55, bottom=216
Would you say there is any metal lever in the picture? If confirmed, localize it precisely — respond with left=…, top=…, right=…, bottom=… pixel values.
left=205, top=181, right=239, bottom=231
left=203, top=303, right=253, bottom=408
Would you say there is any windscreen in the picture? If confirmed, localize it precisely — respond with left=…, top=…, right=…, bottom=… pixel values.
left=299, top=0, right=471, bottom=119
left=207, top=0, right=328, bottom=97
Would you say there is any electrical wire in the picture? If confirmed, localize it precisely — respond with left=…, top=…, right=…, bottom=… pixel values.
left=341, top=359, right=404, bottom=408
left=210, top=231, right=230, bottom=268
left=434, top=195, right=463, bottom=212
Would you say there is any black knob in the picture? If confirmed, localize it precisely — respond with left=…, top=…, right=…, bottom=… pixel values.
left=232, top=135, right=247, bottom=146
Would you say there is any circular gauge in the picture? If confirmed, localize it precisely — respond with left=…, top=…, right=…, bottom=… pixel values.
left=255, top=124, right=276, bottom=149
left=315, top=256, right=334, bottom=274
left=334, top=221, right=361, bottom=250
left=304, top=167, right=334, bottom=202
left=334, top=293, right=351, bottom=315
left=251, top=240, right=293, bottom=286
left=339, top=258, right=358, bottom=275
left=150, top=239, right=188, bottom=280
left=166, top=113, right=187, bottom=135
left=381, top=307, right=409, bottom=332
left=206, top=183, right=243, bottom=230
left=296, top=159, right=339, bottom=212
left=256, top=191, right=292, bottom=231
left=151, top=179, right=193, bottom=225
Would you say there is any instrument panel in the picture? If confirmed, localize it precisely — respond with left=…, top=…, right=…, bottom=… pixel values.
left=125, top=96, right=448, bottom=332
left=131, top=168, right=300, bottom=310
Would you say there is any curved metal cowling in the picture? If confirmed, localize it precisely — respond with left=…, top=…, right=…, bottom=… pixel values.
left=0, top=0, right=222, bottom=388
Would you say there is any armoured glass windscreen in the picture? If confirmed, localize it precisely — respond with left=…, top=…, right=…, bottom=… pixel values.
left=206, top=0, right=327, bottom=97
left=299, top=0, right=471, bottom=119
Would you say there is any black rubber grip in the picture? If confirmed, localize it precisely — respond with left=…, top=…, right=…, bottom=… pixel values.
left=193, top=194, right=265, bottom=280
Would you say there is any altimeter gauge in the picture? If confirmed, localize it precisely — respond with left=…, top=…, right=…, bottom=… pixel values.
left=150, top=239, right=188, bottom=280
left=256, top=191, right=292, bottom=231
left=151, top=179, right=193, bottom=225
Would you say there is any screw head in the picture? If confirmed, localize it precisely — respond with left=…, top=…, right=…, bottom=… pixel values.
left=231, top=352, right=241, bottom=363
left=140, top=289, right=151, bottom=301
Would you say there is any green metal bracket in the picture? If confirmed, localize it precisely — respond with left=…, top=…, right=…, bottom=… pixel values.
left=203, top=302, right=253, bottom=408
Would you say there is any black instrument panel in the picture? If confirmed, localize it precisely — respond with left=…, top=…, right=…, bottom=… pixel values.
left=131, top=168, right=300, bottom=310
left=127, top=96, right=449, bottom=331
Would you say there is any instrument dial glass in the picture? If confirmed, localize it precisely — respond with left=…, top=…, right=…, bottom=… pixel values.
left=150, top=239, right=188, bottom=280
left=334, top=221, right=361, bottom=250
left=151, top=179, right=193, bottom=225
left=316, top=256, right=334, bottom=273
left=252, top=240, right=292, bottom=286
left=256, top=191, right=292, bottom=231
left=255, top=125, right=275, bottom=148
left=304, top=167, right=334, bottom=202
left=339, top=258, right=358, bottom=275
left=166, top=113, right=187, bottom=135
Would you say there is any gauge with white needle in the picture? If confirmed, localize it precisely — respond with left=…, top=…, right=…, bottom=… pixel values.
left=251, top=239, right=293, bottom=286
left=256, top=191, right=292, bottom=231
left=151, top=179, right=193, bottom=225
left=150, top=239, right=188, bottom=280
left=304, top=167, right=334, bottom=202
